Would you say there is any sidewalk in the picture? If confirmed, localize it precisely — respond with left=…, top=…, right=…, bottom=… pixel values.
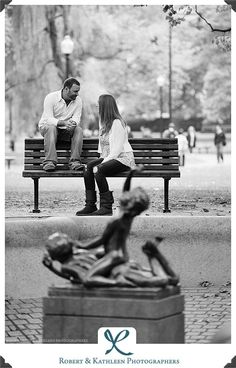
left=5, top=284, right=231, bottom=344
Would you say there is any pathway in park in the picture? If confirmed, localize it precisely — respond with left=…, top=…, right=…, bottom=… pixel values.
left=5, top=284, right=231, bottom=344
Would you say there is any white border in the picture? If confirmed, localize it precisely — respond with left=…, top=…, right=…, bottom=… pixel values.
left=0, top=1, right=234, bottom=367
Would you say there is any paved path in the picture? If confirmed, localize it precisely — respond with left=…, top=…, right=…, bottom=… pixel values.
left=5, top=284, right=231, bottom=344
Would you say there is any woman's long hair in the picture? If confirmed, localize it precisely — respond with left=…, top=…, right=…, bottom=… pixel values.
left=99, top=94, right=125, bottom=135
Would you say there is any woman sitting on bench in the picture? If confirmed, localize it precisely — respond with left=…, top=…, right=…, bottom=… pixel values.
left=76, top=94, right=136, bottom=216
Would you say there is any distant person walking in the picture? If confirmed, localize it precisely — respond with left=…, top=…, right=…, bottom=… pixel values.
left=76, top=94, right=136, bottom=216
left=187, top=126, right=197, bottom=153
left=214, top=125, right=226, bottom=163
left=38, top=77, right=84, bottom=172
left=176, top=128, right=188, bottom=167
left=162, top=122, right=178, bottom=139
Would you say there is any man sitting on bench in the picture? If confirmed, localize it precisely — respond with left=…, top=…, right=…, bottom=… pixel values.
left=38, top=77, right=84, bottom=172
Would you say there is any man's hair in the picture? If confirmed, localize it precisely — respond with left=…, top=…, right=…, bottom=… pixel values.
left=63, top=77, right=80, bottom=90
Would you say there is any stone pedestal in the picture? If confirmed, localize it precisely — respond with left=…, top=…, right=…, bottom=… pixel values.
left=43, top=283, right=185, bottom=344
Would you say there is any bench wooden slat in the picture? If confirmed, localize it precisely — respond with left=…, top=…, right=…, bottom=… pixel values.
left=25, top=158, right=180, bottom=165
left=25, top=151, right=100, bottom=158
left=131, top=138, right=178, bottom=144
left=132, top=144, right=179, bottom=150
left=133, top=151, right=179, bottom=157
left=135, top=158, right=179, bottom=164
left=22, top=170, right=181, bottom=178
left=25, top=151, right=179, bottom=159
left=25, top=143, right=178, bottom=151
left=24, top=165, right=72, bottom=170
left=24, top=138, right=97, bottom=144
left=24, top=164, right=179, bottom=171
left=25, top=143, right=99, bottom=150
left=25, top=158, right=92, bottom=165
left=24, top=138, right=178, bottom=144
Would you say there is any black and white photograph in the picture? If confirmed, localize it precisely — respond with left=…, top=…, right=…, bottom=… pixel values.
left=1, top=0, right=234, bottom=366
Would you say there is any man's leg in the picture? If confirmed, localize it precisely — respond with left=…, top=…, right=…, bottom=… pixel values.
left=70, top=125, right=83, bottom=164
left=57, top=126, right=83, bottom=170
left=40, top=125, right=58, bottom=168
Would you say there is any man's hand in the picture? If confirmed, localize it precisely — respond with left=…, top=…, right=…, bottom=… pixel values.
left=67, top=119, right=77, bottom=131
left=57, top=119, right=77, bottom=131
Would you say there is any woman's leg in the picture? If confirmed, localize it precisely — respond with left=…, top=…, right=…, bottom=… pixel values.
left=90, top=160, right=129, bottom=216
left=75, top=158, right=103, bottom=216
left=84, top=158, right=104, bottom=190
left=95, top=160, right=129, bottom=193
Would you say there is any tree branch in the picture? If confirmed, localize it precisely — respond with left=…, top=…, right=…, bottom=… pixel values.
left=81, top=47, right=132, bottom=61
left=195, top=6, right=231, bottom=33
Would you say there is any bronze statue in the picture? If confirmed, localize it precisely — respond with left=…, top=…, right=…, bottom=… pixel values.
left=43, top=169, right=179, bottom=288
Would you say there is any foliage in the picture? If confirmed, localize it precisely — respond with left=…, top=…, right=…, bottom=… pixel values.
left=5, top=5, right=231, bottom=135
left=162, top=5, right=231, bottom=51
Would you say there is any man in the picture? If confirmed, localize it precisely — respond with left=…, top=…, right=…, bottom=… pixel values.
left=162, top=122, right=178, bottom=139
left=38, top=77, right=84, bottom=171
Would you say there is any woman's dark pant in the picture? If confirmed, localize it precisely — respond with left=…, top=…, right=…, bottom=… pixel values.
left=84, top=158, right=129, bottom=193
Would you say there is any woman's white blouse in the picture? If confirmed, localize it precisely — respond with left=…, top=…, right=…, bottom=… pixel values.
left=98, top=119, right=133, bottom=161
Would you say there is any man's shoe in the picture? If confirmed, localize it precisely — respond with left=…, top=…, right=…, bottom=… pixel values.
left=43, top=162, right=56, bottom=172
left=69, top=161, right=84, bottom=171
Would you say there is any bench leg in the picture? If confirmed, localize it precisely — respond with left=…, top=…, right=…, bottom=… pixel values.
left=32, top=178, right=40, bottom=213
left=163, top=178, right=171, bottom=213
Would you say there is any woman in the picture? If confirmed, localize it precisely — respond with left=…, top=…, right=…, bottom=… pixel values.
left=76, top=94, right=136, bottom=216
left=214, top=125, right=226, bottom=163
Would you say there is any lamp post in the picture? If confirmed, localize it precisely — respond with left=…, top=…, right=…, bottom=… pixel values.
left=169, top=23, right=172, bottom=122
left=61, top=35, right=74, bottom=79
left=157, top=75, right=165, bottom=118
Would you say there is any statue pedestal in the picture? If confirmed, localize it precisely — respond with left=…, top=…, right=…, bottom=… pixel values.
left=43, top=284, right=184, bottom=344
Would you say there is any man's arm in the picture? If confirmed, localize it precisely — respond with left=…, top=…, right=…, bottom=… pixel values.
left=39, top=93, right=75, bottom=129
left=39, top=94, right=59, bottom=127
left=70, top=97, right=82, bottom=126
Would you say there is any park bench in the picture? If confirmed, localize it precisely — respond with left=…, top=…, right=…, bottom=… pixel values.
left=22, top=138, right=180, bottom=214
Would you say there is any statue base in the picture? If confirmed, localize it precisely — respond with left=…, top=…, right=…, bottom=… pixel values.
left=43, top=283, right=184, bottom=344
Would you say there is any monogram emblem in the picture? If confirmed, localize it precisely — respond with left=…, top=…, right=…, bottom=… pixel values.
left=104, top=329, right=133, bottom=356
